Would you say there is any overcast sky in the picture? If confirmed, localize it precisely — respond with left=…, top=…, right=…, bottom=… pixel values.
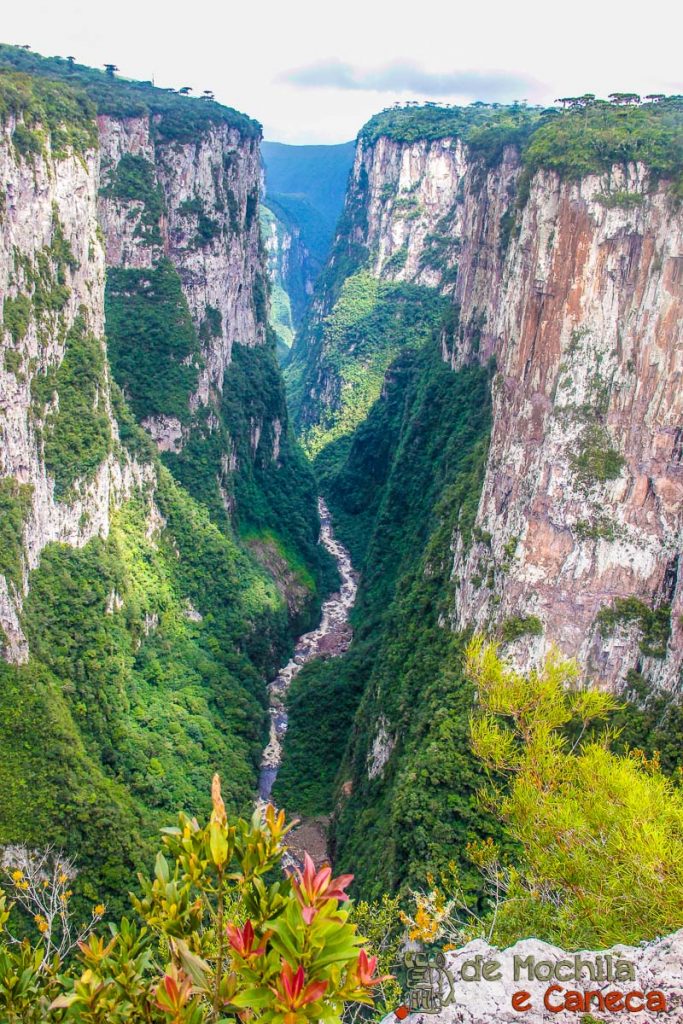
left=3, top=0, right=682, bottom=144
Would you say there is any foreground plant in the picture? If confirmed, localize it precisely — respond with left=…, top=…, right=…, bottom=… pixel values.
left=465, top=637, right=683, bottom=948
left=0, top=776, right=388, bottom=1022
left=400, top=641, right=683, bottom=953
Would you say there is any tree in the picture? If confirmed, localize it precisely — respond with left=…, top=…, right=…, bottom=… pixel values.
left=104, top=63, right=118, bottom=77
left=2, top=848, right=104, bottom=965
left=179, top=86, right=192, bottom=95
left=465, top=637, right=683, bottom=949
left=608, top=92, right=641, bottom=105
left=201, top=90, right=215, bottom=101
left=66, top=55, right=75, bottom=71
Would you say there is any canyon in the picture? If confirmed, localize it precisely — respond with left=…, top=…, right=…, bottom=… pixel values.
left=0, top=45, right=681, bottom=960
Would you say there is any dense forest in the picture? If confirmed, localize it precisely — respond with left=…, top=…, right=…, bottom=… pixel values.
left=0, top=50, right=682, bottom=1020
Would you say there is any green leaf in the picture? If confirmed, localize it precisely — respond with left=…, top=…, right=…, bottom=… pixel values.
left=231, top=988, right=275, bottom=1009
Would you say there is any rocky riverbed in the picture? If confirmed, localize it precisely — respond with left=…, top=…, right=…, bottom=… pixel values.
left=257, top=498, right=357, bottom=811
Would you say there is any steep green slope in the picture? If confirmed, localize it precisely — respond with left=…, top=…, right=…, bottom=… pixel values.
left=276, top=310, right=502, bottom=897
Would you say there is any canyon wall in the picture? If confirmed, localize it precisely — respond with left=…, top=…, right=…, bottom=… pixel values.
left=300, top=128, right=683, bottom=691
left=0, top=54, right=330, bottom=907
left=98, top=112, right=266, bottom=420
left=0, top=111, right=152, bottom=662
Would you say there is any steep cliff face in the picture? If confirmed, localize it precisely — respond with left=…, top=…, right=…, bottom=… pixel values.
left=448, top=165, right=682, bottom=690
left=281, top=102, right=683, bottom=898
left=98, top=112, right=265, bottom=413
left=293, top=116, right=683, bottom=691
left=260, top=199, right=314, bottom=356
left=0, top=53, right=330, bottom=913
left=0, top=107, right=151, bottom=662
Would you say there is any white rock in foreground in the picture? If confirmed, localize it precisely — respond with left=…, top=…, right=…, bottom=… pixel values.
left=387, top=930, right=683, bottom=1023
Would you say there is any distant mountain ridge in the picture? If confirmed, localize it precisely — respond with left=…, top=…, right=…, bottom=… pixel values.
left=260, top=141, right=355, bottom=356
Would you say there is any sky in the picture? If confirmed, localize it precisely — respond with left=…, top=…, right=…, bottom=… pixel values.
left=2, top=0, right=682, bottom=144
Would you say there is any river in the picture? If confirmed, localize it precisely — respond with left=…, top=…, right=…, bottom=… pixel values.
left=257, top=497, right=357, bottom=807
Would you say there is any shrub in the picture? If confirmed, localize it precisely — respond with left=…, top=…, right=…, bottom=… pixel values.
left=501, top=614, right=543, bottom=642
left=0, top=779, right=387, bottom=1022
left=596, top=596, right=672, bottom=658
left=570, top=423, right=625, bottom=484
left=465, top=638, right=683, bottom=948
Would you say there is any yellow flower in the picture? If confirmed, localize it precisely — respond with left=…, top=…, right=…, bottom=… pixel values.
left=38, top=921, right=49, bottom=933
left=58, top=872, right=68, bottom=884
left=93, top=904, right=105, bottom=916
left=11, top=870, right=23, bottom=882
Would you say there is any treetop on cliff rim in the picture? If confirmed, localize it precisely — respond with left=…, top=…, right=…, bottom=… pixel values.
left=359, top=97, right=683, bottom=193
left=0, top=43, right=261, bottom=143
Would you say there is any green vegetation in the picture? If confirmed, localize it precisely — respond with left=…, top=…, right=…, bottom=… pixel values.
left=287, top=270, right=449, bottom=461
left=2, top=294, right=32, bottom=343
left=610, top=670, right=683, bottom=776
left=360, top=96, right=683, bottom=197
left=178, top=195, right=221, bottom=247
left=575, top=514, right=618, bottom=541
left=0, top=68, right=97, bottom=159
left=523, top=97, right=683, bottom=195
left=359, top=102, right=541, bottom=150
left=0, top=786, right=385, bottom=1022
left=382, top=245, right=408, bottom=276
left=501, top=614, right=543, bottom=642
left=31, top=316, right=112, bottom=499
left=0, top=44, right=259, bottom=143
left=220, top=339, right=337, bottom=621
left=278, top=332, right=498, bottom=898
left=4, top=206, right=78, bottom=356
left=595, top=190, right=646, bottom=208
left=0, top=462, right=298, bottom=915
left=465, top=638, right=683, bottom=947
left=101, top=153, right=165, bottom=244
left=596, top=596, right=672, bottom=658
left=0, top=479, right=32, bottom=589
left=105, top=259, right=202, bottom=422
left=570, top=422, right=625, bottom=484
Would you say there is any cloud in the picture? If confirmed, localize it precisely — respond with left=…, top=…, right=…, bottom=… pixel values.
left=277, top=59, right=545, bottom=101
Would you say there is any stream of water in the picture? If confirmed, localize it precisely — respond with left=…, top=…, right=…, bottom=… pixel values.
left=257, top=498, right=357, bottom=805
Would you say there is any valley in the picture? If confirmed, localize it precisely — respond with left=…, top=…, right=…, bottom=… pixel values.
left=0, top=42, right=682, bottom=976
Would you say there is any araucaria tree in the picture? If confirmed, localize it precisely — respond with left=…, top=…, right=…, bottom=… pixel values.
left=0, top=776, right=388, bottom=1022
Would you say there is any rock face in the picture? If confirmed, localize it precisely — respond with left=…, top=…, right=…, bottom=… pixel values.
left=0, top=114, right=152, bottom=661
left=261, top=199, right=315, bottom=332
left=392, top=930, right=683, bottom=1024
left=98, top=112, right=266, bottom=416
left=314, top=131, right=683, bottom=691
left=0, top=80, right=302, bottom=666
